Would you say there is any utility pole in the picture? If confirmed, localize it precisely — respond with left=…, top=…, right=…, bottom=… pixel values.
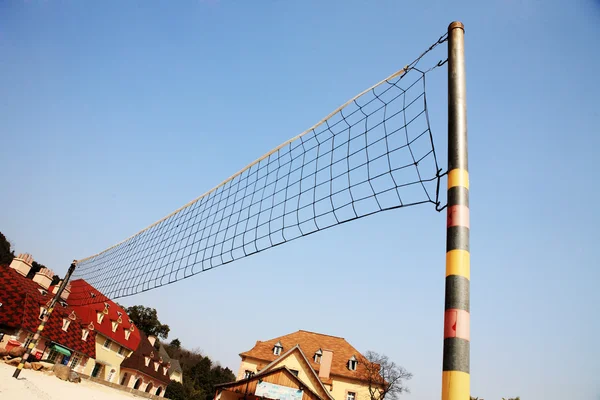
left=442, top=21, right=470, bottom=400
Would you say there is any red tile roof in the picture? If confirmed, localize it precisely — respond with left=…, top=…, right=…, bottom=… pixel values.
left=0, top=265, right=96, bottom=358
left=239, top=330, right=371, bottom=381
left=69, top=279, right=141, bottom=351
left=120, top=331, right=171, bottom=385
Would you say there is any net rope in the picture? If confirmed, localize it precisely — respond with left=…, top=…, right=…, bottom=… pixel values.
left=71, top=34, right=448, bottom=303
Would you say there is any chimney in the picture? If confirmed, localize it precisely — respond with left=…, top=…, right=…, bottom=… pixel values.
left=148, top=335, right=157, bottom=346
left=52, top=281, right=72, bottom=301
left=33, top=267, right=54, bottom=290
left=319, top=350, right=333, bottom=380
left=10, top=253, right=33, bottom=277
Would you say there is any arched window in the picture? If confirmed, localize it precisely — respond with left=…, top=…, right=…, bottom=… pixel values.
left=145, top=382, right=154, bottom=393
left=156, top=386, right=163, bottom=396
left=120, top=373, right=129, bottom=386
left=134, top=378, right=142, bottom=390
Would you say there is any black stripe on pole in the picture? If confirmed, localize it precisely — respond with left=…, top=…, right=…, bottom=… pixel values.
left=447, top=186, right=469, bottom=208
left=444, top=276, right=470, bottom=311
left=442, top=338, right=470, bottom=373
left=446, top=226, right=470, bottom=252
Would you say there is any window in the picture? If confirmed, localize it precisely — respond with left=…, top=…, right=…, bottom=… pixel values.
left=154, top=361, right=160, bottom=371
left=273, top=341, right=283, bottom=356
left=47, top=348, right=61, bottom=363
left=314, top=349, right=322, bottom=364
left=39, top=307, right=47, bottom=320
left=97, top=312, right=104, bottom=324
left=103, top=338, right=112, bottom=349
left=81, top=329, right=89, bottom=341
left=70, top=354, right=81, bottom=369
left=244, top=370, right=254, bottom=379
left=348, top=355, right=358, bottom=371
left=62, top=319, right=71, bottom=331
left=111, top=321, right=118, bottom=332
left=347, top=392, right=356, bottom=400
left=163, top=366, right=169, bottom=375
left=124, top=330, right=131, bottom=340
left=118, top=346, right=125, bottom=356
left=145, top=356, right=151, bottom=366
left=290, top=369, right=299, bottom=377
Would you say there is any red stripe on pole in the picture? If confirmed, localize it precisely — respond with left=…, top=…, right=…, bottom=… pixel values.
left=447, top=205, right=470, bottom=229
left=444, top=309, right=470, bottom=340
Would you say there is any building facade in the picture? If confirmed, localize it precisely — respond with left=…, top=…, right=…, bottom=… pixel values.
left=69, top=279, right=142, bottom=383
left=217, top=330, right=384, bottom=400
left=0, top=256, right=96, bottom=373
left=119, top=332, right=171, bottom=397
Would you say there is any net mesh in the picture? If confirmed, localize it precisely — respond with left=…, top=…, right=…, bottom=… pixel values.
left=71, top=36, right=447, bottom=303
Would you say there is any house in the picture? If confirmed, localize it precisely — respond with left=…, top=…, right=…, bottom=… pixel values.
left=215, top=330, right=383, bottom=400
left=118, top=332, right=171, bottom=397
left=0, top=255, right=96, bottom=374
left=158, top=342, right=184, bottom=383
left=69, top=279, right=142, bottom=383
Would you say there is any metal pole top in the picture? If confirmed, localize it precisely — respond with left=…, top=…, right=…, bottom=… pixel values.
left=448, top=21, right=464, bottom=31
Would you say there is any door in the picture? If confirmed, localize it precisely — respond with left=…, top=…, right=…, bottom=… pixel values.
left=91, top=363, right=103, bottom=378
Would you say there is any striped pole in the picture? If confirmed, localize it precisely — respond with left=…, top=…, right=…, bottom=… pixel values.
left=442, top=22, right=470, bottom=400
left=13, top=262, right=77, bottom=379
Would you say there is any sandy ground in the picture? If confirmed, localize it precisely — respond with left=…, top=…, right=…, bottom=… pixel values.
left=0, top=362, right=149, bottom=400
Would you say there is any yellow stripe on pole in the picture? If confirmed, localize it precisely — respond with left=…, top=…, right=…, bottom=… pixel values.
left=38, top=326, right=44, bottom=331
left=448, top=169, right=469, bottom=190
left=17, top=364, right=24, bottom=370
left=441, top=370, right=470, bottom=400
left=445, top=250, right=470, bottom=279
left=28, top=343, right=35, bottom=349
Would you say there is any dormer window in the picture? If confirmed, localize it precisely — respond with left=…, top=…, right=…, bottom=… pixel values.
left=273, top=341, right=283, bottom=356
left=163, top=366, right=168, bottom=375
left=314, top=349, right=323, bottom=364
left=82, top=329, right=89, bottom=341
left=124, top=330, right=131, bottom=340
left=154, top=361, right=159, bottom=371
left=38, top=289, right=47, bottom=296
left=62, top=318, right=71, bottom=331
left=90, top=292, right=96, bottom=298
left=145, top=356, right=151, bottom=367
left=348, top=355, right=358, bottom=371
left=39, top=307, right=47, bottom=320
left=97, top=312, right=104, bottom=324
left=111, top=321, right=118, bottom=332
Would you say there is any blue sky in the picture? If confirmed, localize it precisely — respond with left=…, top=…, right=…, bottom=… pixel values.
left=2, top=1, right=599, bottom=399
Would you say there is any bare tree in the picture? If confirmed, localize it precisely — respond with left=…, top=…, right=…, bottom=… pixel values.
left=362, top=350, right=413, bottom=400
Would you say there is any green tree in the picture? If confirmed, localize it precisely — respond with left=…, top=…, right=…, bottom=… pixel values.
left=0, top=231, right=15, bottom=265
left=123, top=305, right=170, bottom=339
left=165, top=381, right=187, bottom=400
left=170, top=338, right=182, bottom=349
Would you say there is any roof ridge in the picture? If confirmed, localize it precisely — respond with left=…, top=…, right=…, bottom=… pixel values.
left=297, top=329, right=345, bottom=340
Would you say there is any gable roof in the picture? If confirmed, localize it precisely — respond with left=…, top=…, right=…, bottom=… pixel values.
left=120, top=331, right=171, bottom=385
left=158, top=343, right=183, bottom=374
left=68, top=279, right=141, bottom=350
left=0, top=265, right=96, bottom=358
left=240, top=330, right=370, bottom=381
left=259, top=344, right=334, bottom=400
left=216, top=365, right=323, bottom=400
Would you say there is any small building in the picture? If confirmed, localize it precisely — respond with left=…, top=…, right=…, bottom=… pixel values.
left=0, top=255, right=96, bottom=373
left=230, top=330, right=384, bottom=400
left=119, top=332, right=171, bottom=397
